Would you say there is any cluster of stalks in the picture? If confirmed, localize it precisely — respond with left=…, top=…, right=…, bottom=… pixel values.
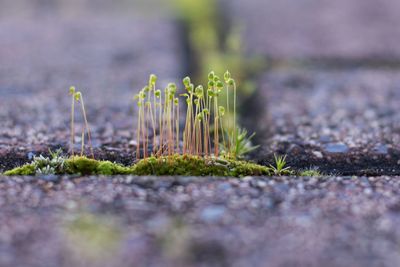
left=134, top=71, right=237, bottom=160
left=69, top=87, right=94, bottom=158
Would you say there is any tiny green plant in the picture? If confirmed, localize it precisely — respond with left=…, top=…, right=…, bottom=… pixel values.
left=269, top=154, right=292, bottom=176
left=222, top=128, right=259, bottom=159
left=133, top=71, right=250, bottom=161
left=69, top=88, right=94, bottom=159
left=32, top=149, right=68, bottom=175
left=69, top=87, right=76, bottom=156
left=299, top=168, right=323, bottom=177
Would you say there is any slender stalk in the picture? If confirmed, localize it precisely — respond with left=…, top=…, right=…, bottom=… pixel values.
left=137, top=108, right=141, bottom=159
left=194, top=102, right=199, bottom=155
left=161, top=88, right=168, bottom=156
left=79, top=96, right=94, bottom=159
left=233, top=81, right=237, bottom=157
left=136, top=100, right=142, bottom=160
left=148, top=103, right=156, bottom=155
left=200, top=99, right=208, bottom=157
left=183, top=99, right=190, bottom=155
left=170, top=97, right=174, bottom=154
left=158, top=93, right=163, bottom=156
left=226, top=84, right=230, bottom=156
left=220, top=112, right=226, bottom=153
left=176, top=100, right=180, bottom=154
left=80, top=131, right=85, bottom=157
left=152, top=89, right=157, bottom=155
left=189, top=90, right=194, bottom=154
left=214, top=96, right=219, bottom=157
left=142, top=97, right=147, bottom=159
left=70, top=88, right=75, bottom=156
left=197, top=116, right=202, bottom=155
left=208, top=95, right=212, bottom=156
left=167, top=97, right=172, bottom=156
left=150, top=76, right=158, bottom=154
left=147, top=92, right=156, bottom=156
left=144, top=100, right=148, bottom=157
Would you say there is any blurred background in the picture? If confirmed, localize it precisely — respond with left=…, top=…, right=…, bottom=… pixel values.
left=3, top=1, right=400, bottom=266
left=2, top=0, right=400, bottom=168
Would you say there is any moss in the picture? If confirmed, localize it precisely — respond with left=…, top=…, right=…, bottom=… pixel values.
left=3, top=155, right=269, bottom=177
left=66, top=156, right=99, bottom=175
left=131, top=155, right=270, bottom=177
left=299, top=169, right=322, bottom=177
left=226, top=159, right=270, bottom=177
left=66, top=157, right=133, bottom=175
left=3, top=164, right=35, bottom=176
left=96, top=161, right=132, bottom=175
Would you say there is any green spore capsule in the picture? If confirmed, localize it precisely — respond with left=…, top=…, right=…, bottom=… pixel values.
left=74, top=92, right=81, bottom=101
left=149, top=74, right=157, bottom=85
left=69, top=86, right=76, bottom=95
left=224, top=70, right=231, bottom=82
left=183, top=76, right=191, bottom=87
left=208, top=71, right=215, bottom=81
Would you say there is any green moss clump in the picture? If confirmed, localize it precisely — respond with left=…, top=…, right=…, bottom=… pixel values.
left=131, top=155, right=270, bottom=177
left=66, top=157, right=132, bottom=175
left=96, top=161, right=132, bottom=175
left=3, top=164, right=35, bottom=176
left=299, top=169, right=322, bottom=177
left=4, top=157, right=133, bottom=176
left=66, top=157, right=99, bottom=175
left=3, top=155, right=269, bottom=177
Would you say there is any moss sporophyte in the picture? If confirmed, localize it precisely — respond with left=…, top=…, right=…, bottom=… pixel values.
left=4, top=72, right=289, bottom=177
left=69, top=87, right=94, bottom=159
left=134, top=71, right=242, bottom=160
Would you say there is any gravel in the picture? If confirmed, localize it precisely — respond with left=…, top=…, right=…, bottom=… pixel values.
left=0, top=175, right=400, bottom=267
left=251, top=69, right=400, bottom=175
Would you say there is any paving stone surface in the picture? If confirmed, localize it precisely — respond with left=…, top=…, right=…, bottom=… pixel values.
left=232, top=0, right=400, bottom=61
left=0, top=175, right=399, bottom=267
left=251, top=68, right=400, bottom=175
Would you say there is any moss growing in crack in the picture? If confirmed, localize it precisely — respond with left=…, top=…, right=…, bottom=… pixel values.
left=299, top=168, right=323, bottom=177
left=131, top=155, right=270, bottom=177
left=4, top=156, right=132, bottom=176
left=4, top=164, right=35, bottom=176
left=3, top=155, right=270, bottom=177
left=66, top=156, right=98, bottom=175
left=66, top=157, right=132, bottom=176
left=96, top=161, right=132, bottom=175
